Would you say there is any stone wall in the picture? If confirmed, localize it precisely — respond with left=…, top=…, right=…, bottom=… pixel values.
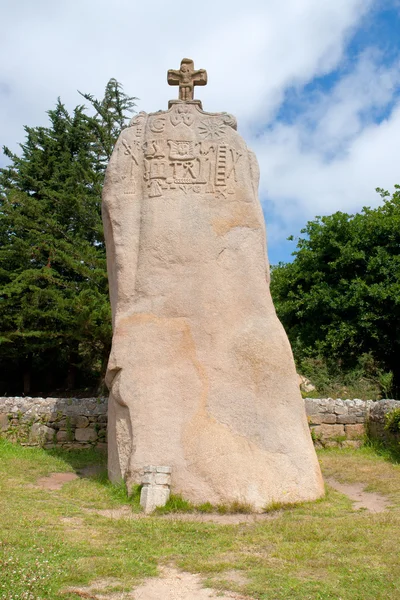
left=305, top=398, right=400, bottom=448
left=305, top=398, right=371, bottom=448
left=0, top=396, right=399, bottom=450
left=0, top=397, right=107, bottom=449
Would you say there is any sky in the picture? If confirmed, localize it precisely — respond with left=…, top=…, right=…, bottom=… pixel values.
left=1, top=0, right=400, bottom=264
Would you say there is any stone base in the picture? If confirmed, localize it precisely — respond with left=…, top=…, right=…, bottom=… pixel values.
left=140, top=466, right=171, bottom=514
left=167, top=99, right=203, bottom=109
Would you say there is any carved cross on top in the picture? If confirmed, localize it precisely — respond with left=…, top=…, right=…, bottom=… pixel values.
left=167, top=58, right=207, bottom=102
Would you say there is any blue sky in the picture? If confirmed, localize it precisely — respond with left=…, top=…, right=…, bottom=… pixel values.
left=1, top=0, right=400, bottom=265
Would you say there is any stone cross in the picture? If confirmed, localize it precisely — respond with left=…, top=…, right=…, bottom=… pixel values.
left=167, top=58, right=207, bottom=101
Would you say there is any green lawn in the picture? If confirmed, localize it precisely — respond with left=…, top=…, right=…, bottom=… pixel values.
left=0, top=439, right=399, bottom=600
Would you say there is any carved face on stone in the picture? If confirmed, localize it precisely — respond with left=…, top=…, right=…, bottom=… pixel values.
left=177, top=142, right=190, bottom=155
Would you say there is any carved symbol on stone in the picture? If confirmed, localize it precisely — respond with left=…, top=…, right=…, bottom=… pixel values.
left=198, top=119, right=226, bottom=140
left=167, top=58, right=207, bottom=102
left=215, top=145, right=227, bottom=186
left=215, top=188, right=227, bottom=199
left=144, top=159, right=167, bottom=181
left=149, top=180, right=163, bottom=198
left=123, top=181, right=136, bottom=195
left=149, top=116, right=166, bottom=134
left=170, top=105, right=194, bottom=127
left=129, top=112, right=146, bottom=137
left=144, top=140, right=165, bottom=158
left=226, top=149, right=242, bottom=183
left=168, top=140, right=196, bottom=161
left=122, top=139, right=139, bottom=165
left=170, top=159, right=199, bottom=183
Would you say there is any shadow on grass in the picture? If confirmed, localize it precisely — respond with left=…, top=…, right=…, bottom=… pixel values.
left=45, top=445, right=107, bottom=469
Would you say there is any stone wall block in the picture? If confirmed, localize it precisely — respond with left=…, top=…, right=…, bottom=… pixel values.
left=320, top=414, right=337, bottom=424
left=56, top=430, right=69, bottom=442
left=308, top=415, right=322, bottom=425
left=0, top=414, right=8, bottom=431
left=336, top=415, right=357, bottom=424
left=29, top=423, right=54, bottom=444
left=313, top=424, right=345, bottom=439
left=75, top=427, right=97, bottom=442
left=73, top=416, right=89, bottom=428
left=304, top=399, right=320, bottom=415
left=345, top=424, right=365, bottom=439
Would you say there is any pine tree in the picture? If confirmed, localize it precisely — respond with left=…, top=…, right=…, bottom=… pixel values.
left=0, top=80, right=136, bottom=394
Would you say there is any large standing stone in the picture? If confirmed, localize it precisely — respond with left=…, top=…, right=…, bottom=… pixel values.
left=102, top=61, right=324, bottom=510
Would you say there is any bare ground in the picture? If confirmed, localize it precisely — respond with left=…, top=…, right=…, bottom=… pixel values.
left=64, top=567, right=253, bottom=600
left=326, top=477, right=392, bottom=512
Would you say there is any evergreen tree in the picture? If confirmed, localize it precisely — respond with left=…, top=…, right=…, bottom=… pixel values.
left=0, top=80, right=136, bottom=394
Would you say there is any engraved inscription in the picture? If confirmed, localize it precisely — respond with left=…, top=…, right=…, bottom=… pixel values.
left=139, top=134, right=241, bottom=198
left=149, top=116, right=166, bottom=134
left=122, top=139, right=139, bottom=165
left=149, top=180, right=163, bottom=197
left=120, top=138, right=139, bottom=194
left=215, top=144, right=227, bottom=186
left=144, top=140, right=165, bottom=158
left=129, top=112, right=146, bottom=137
left=168, top=141, right=196, bottom=160
left=226, top=149, right=242, bottom=182
left=198, top=118, right=226, bottom=139
left=170, top=105, right=195, bottom=127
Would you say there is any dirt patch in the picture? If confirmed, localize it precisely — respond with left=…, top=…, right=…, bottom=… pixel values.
left=131, top=566, right=252, bottom=599
left=63, top=578, right=125, bottom=599
left=326, top=478, right=391, bottom=512
left=83, top=507, right=278, bottom=524
left=36, top=464, right=104, bottom=491
left=60, top=516, right=85, bottom=527
left=36, top=472, right=78, bottom=490
left=64, top=567, right=253, bottom=599
left=84, top=506, right=142, bottom=520
left=160, top=512, right=278, bottom=524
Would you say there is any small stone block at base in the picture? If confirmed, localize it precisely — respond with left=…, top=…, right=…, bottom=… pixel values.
left=140, top=465, right=172, bottom=514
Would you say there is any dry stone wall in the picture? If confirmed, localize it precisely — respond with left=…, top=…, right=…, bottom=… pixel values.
left=0, top=397, right=399, bottom=450
left=305, top=398, right=400, bottom=448
left=305, top=398, right=371, bottom=448
left=0, top=397, right=107, bottom=449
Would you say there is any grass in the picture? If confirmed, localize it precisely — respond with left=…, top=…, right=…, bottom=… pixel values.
left=1, top=439, right=400, bottom=599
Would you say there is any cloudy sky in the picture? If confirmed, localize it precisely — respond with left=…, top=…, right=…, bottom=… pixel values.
left=1, top=0, right=400, bottom=263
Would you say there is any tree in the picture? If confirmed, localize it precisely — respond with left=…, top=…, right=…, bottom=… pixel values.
left=270, top=187, right=400, bottom=393
left=0, top=80, right=136, bottom=395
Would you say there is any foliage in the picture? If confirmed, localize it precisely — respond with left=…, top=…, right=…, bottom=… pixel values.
left=385, top=408, right=400, bottom=434
left=0, top=80, right=136, bottom=394
left=271, top=187, right=400, bottom=396
left=299, top=353, right=392, bottom=400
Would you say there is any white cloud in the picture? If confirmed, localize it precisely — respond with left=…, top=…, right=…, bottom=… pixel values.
left=253, top=48, right=400, bottom=248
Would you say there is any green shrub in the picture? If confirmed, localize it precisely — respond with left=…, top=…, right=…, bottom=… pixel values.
left=384, top=408, right=400, bottom=434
